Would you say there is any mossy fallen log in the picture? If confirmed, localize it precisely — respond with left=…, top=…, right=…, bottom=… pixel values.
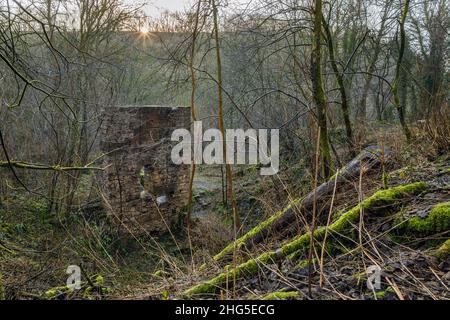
left=391, top=201, right=449, bottom=257
left=211, top=146, right=391, bottom=264
left=184, top=182, right=426, bottom=298
left=434, top=239, right=450, bottom=259
left=210, top=197, right=303, bottom=263
left=0, top=160, right=103, bottom=171
left=260, top=291, right=300, bottom=300
left=397, top=201, right=450, bottom=237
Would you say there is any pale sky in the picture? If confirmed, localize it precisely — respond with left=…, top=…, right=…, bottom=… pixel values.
left=149, top=0, right=191, bottom=11
left=141, top=0, right=252, bottom=17
left=143, top=0, right=195, bottom=17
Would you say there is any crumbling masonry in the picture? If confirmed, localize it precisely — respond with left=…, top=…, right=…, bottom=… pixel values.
left=99, top=106, right=190, bottom=235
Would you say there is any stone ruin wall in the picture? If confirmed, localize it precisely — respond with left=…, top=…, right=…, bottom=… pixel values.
left=99, top=106, right=190, bottom=236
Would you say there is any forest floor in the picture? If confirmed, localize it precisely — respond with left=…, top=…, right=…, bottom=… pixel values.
left=226, top=161, right=450, bottom=300
left=0, top=125, right=449, bottom=300
left=130, top=155, right=448, bottom=301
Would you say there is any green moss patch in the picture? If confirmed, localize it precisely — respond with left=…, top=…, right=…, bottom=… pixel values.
left=434, top=239, right=450, bottom=259
left=261, top=291, right=300, bottom=300
left=45, top=285, right=73, bottom=299
left=395, top=201, right=450, bottom=239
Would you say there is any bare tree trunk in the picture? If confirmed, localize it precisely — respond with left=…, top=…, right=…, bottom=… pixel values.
left=392, top=0, right=412, bottom=142
left=211, top=0, right=241, bottom=231
left=323, top=16, right=355, bottom=157
left=357, top=0, right=392, bottom=121
left=311, top=0, right=332, bottom=178
left=186, top=0, right=202, bottom=231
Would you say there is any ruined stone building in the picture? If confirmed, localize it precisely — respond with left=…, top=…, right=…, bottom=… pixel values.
left=99, top=106, right=190, bottom=236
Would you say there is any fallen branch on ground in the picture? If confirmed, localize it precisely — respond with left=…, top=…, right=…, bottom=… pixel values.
left=211, top=146, right=391, bottom=264
left=184, top=182, right=427, bottom=297
left=0, top=160, right=104, bottom=171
